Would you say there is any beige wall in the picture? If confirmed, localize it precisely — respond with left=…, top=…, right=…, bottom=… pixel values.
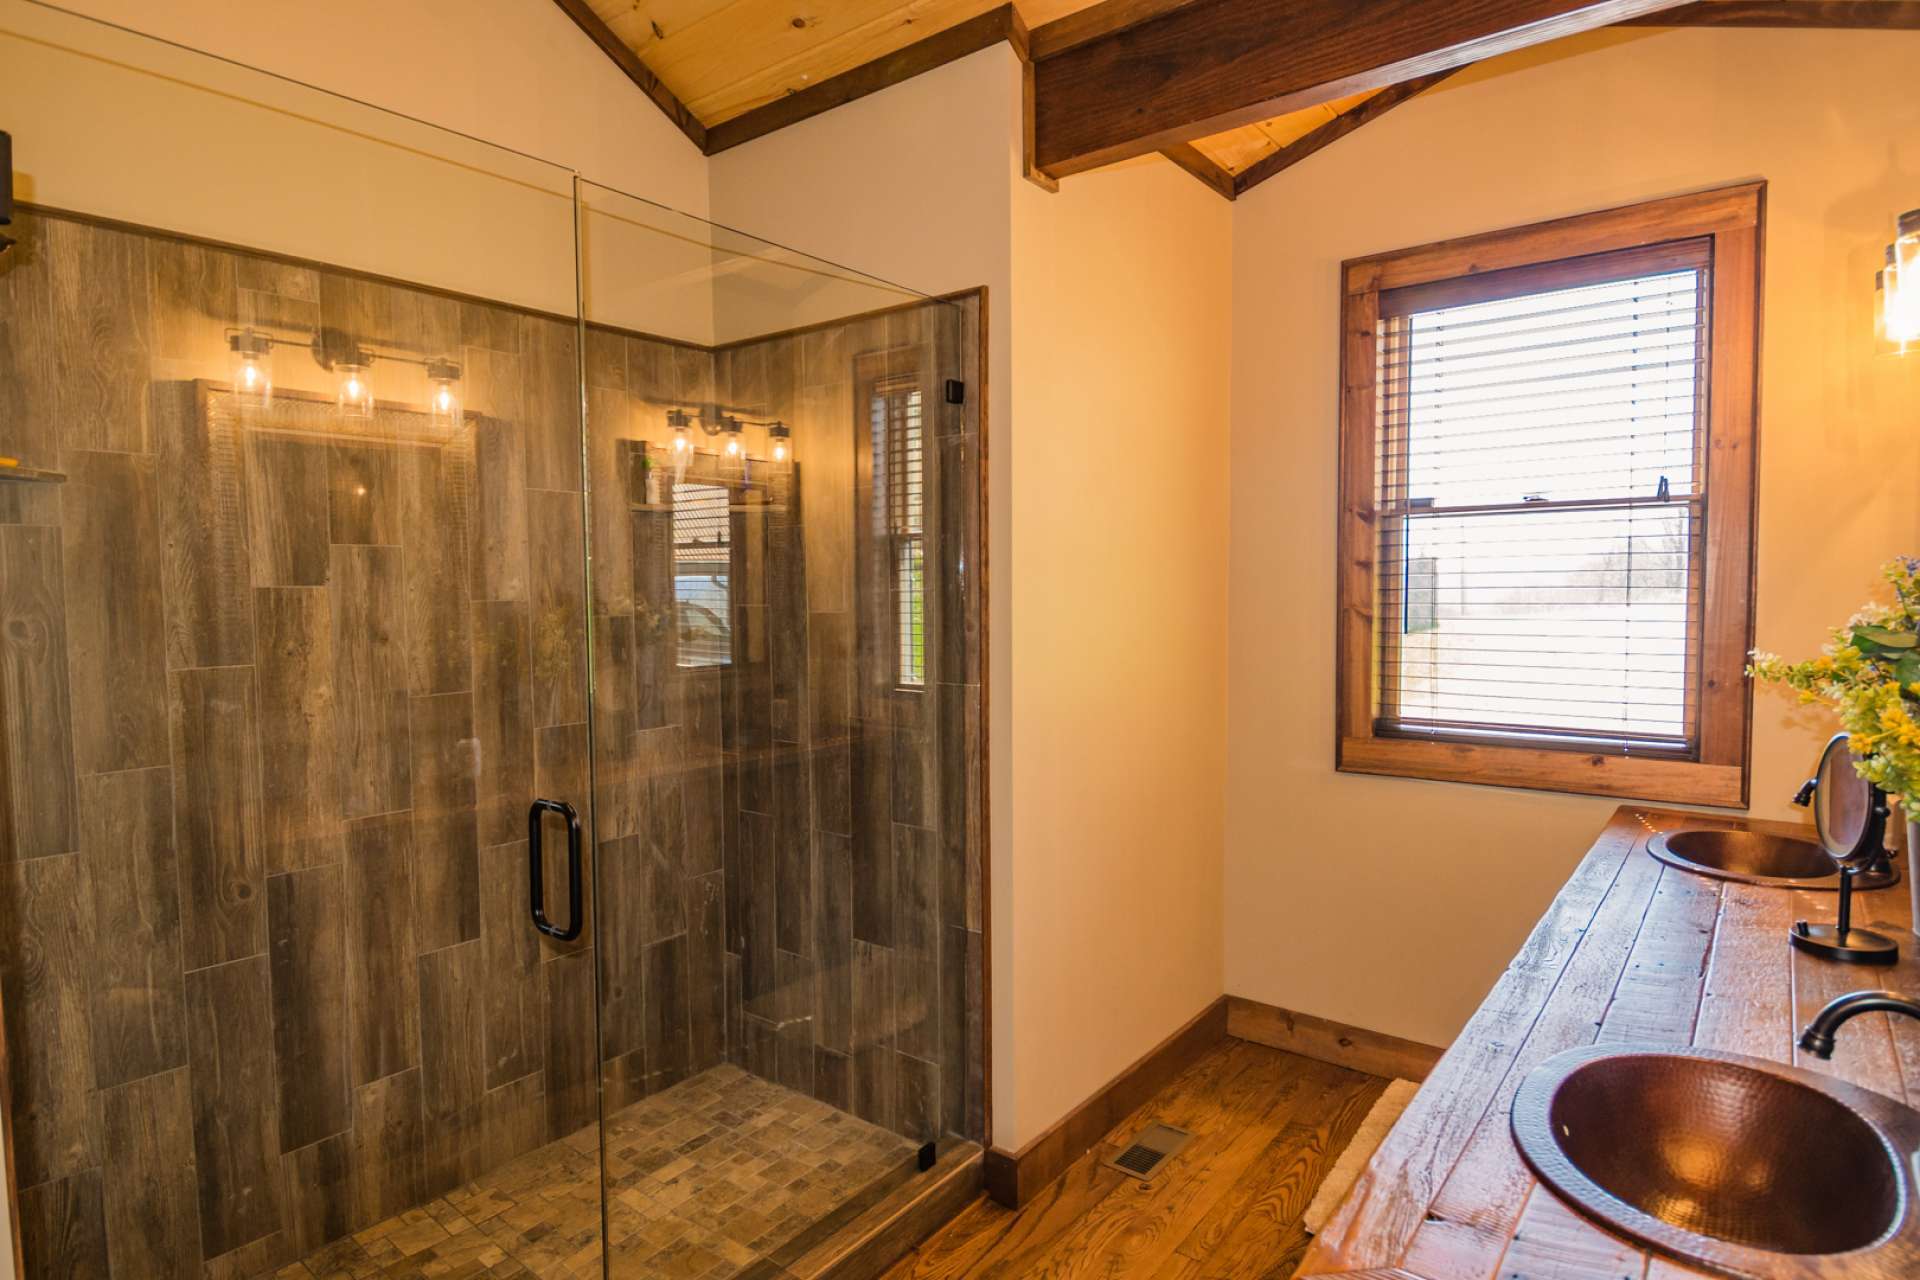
left=38, top=0, right=708, bottom=216
left=1225, top=27, right=1920, bottom=1051
left=713, top=49, right=1234, bottom=1150
left=1006, top=156, right=1233, bottom=1144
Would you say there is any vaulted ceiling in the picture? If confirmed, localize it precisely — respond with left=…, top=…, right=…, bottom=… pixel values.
left=554, top=0, right=1920, bottom=198
left=568, top=0, right=1365, bottom=179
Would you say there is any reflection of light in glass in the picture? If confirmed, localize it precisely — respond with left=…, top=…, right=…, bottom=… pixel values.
left=426, top=358, right=462, bottom=431
left=337, top=362, right=374, bottom=419
left=228, top=329, right=273, bottom=407
left=723, top=420, right=743, bottom=459
left=769, top=421, right=791, bottom=463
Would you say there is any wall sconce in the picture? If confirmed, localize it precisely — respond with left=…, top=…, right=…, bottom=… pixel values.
left=1881, top=209, right=1912, bottom=353
left=228, top=328, right=274, bottom=407
left=1879, top=208, right=1920, bottom=354
left=667, top=407, right=693, bottom=458
left=721, top=415, right=744, bottom=460
left=768, top=421, right=792, bottom=463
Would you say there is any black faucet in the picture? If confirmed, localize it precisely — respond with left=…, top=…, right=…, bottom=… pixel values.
left=1799, top=989, right=1920, bottom=1059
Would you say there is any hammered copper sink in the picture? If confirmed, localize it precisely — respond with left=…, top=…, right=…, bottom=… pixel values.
left=1646, top=828, right=1839, bottom=888
left=1512, top=1045, right=1920, bottom=1277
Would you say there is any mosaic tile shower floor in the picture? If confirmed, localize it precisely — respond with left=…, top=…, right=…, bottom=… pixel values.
left=273, top=1066, right=919, bottom=1280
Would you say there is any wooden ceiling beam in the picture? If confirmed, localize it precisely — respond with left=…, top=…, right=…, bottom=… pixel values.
left=1030, top=0, right=1690, bottom=179
left=1233, top=70, right=1457, bottom=198
left=1621, top=0, right=1920, bottom=25
left=1161, top=142, right=1237, bottom=200
left=704, top=5, right=1026, bottom=156
left=550, top=0, right=707, bottom=151
left=1029, top=0, right=1209, bottom=59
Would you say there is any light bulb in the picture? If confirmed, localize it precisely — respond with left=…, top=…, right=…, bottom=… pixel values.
left=768, top=422, right=791, bottom=463
left=337, top=362, right=374, bottom=419
left=228, top=329, right=273, bottom=408
left=724, top=431, right=742, bottom=459
left=672, top=426, right=690, bottom=455
left=425, top=358, right=462, bottom=431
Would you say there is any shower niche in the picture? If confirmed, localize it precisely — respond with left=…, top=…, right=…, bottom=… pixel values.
left=0, top=8, right=985, bottom=1276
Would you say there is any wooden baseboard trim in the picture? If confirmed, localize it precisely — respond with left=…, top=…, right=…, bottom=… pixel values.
left=1226, top=996, right=1443, bottom=1082
left=983, top=996, right=1229, bottom=1208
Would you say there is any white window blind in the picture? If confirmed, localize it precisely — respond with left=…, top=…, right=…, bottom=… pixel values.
left=673, top=480, right=732, bottom=668
left=872, top=373, right=926, bottom=687
left=1373, top=242, right=1710, bottom=755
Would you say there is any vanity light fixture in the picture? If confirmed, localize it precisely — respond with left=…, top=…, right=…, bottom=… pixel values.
left=660, top=402, right=788, bottom=465
left=221, top=323, right=466, bottom=423
left=228, top=327, right=274, bottom=407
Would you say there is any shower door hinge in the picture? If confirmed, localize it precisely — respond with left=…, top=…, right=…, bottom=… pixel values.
left=944, top=379, right=966, bottom=405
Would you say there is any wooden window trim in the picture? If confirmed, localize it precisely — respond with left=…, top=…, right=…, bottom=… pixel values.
left=1334, top=182, right=1764, bottom=808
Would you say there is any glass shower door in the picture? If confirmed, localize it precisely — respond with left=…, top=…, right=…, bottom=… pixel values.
left=575, top=181, right=987, bottom=1277
left=0, top=4, right=607, bottom=1275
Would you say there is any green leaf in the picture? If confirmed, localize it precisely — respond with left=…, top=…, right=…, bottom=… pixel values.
left=1896, top=653, right=1920, bottom=687
left=1852, top=625, right=1917, bottom=651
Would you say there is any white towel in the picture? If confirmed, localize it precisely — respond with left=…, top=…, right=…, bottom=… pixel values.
left=1303, top=1077, right=1419, bottom=1236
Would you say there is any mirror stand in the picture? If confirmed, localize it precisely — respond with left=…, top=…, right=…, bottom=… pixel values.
left=1791, top=866, right=1901, bottom=964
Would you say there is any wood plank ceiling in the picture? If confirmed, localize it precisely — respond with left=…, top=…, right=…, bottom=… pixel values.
left=564, top=0, right=1920, bottom=195
left=576, top=0, right=1359, bottom=177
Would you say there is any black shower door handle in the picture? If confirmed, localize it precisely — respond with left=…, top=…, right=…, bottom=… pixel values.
left=528, top=798, right=583, bottom=941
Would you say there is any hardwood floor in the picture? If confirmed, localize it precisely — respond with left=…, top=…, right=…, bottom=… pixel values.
left=883, top=1039, right=1388, bottom=1279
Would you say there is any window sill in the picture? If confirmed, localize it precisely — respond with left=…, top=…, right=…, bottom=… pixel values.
left=1336, top=735, right=1747, bottom=808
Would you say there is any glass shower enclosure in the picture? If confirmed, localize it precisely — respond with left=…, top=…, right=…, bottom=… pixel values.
left=0, top=4, right=985, bottom=1277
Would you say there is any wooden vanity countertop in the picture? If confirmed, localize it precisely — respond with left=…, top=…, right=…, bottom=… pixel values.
left=1294, top=805, right=1920, bottom=1280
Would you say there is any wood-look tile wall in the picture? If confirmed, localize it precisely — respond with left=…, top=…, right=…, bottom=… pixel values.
left=0, top=209, right=985, bottom=1279
left=0, top=210, right=601, bottom=1278
left=703, top=300, right=986, bottom=1147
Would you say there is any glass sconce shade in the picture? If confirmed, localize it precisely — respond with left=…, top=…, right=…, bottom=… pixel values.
left=722, top=422, right=743, bottom=459
left=426, top=357, right=462, bottom=430
left=1889, top=210, right=1920, bottom=350
left=666, top=407, right=694, bottom=457
left=768, top=421, right=791, bottom=463
left=228, top=329, right=273, bottom=406
left=337, top=361, right=375, bottom=418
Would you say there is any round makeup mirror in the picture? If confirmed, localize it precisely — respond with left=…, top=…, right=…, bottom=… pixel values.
left=1814, top=733, right=1881, bottom=867
left=1791, top=733, right=1900, bottom=964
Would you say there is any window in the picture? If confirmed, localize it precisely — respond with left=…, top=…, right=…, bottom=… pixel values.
left=872, top=372, right=927, bottom=687
left=673, top=480, right=731, bottom=667
left=1336, top=185, right=1762, bottom=806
